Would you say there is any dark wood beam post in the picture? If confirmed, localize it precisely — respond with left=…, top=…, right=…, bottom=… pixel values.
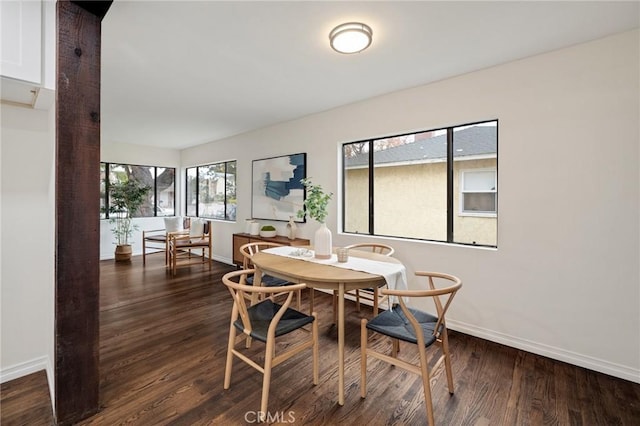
left=56, top=1, right=111, bottom=424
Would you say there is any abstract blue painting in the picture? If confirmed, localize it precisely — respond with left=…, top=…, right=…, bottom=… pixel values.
left=252, top=153, right=306, bottom=222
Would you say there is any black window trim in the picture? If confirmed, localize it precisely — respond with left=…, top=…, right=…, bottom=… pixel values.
left=341, top=119, right=498, bottom=248
left=101, top=161, right=177, bottom=219
left=185, top=160, right=237, bottom=222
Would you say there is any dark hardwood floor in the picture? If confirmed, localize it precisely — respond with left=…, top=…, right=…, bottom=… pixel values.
left=2, top=253, right=640, bottom=425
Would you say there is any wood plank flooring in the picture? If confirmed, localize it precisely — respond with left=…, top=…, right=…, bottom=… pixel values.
left=2, top=254, right=640, bottom=425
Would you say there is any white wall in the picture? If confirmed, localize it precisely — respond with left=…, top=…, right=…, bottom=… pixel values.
left=100, top=141, right=181, bottom=259
left=182, top=30, right=640, bottom=382
left=0, top=104, right=56, bottom=399
left=0, top=27, right=634, bottom=412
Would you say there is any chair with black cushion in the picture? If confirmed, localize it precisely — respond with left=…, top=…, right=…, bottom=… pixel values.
left=360, top=271, right=462, bottom=426
left=222, top=269, right=318, bottom=420
left=239, top=242, right=301, bottom=310
left=333, top=243, right=395, bottom=321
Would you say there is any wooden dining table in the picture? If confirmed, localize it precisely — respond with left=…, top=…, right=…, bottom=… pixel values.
left=250, top=247, right=404, bottom=406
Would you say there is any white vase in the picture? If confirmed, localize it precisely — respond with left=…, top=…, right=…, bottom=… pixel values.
left=249, top=221, right=260, bottom=236
left=314, top=223, right=332, bottom=259
left=286, top=216, right=297, bottom=240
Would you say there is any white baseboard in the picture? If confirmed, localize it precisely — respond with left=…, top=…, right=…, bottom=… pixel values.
left=1, top=356, right=55, bottom=416
left=211, top=254, right=234, bottom=266
left=448, top=319, right=640, bottom=384
left=0, top=356, right=49, bottom=383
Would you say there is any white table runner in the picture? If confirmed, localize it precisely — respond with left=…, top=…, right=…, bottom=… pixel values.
left=263, top=246, right=408, bottom=291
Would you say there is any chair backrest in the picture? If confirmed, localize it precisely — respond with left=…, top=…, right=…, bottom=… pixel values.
left=344, top=243, right=394, bottom=257
left=239, top=242, right=284, bottom=270
left=381, top=271, right=461, bottom=344
left=167, top=220, right=211, bottom=247
left=187, top=218, right=211, bottom=239
left=222, top=269, right=307, bottom=336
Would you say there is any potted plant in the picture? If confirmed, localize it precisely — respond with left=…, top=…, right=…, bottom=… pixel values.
left=259, top=225, right=277, bottom=238
left=107, top=180, right=151, bottom=262
left=297, top=178, right=333, bottom=259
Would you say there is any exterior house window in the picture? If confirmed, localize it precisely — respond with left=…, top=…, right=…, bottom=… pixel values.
left=185, top=160, right=237, bottom=221
left=460, top=169, right=497, bottom=215
left=100, top=162, right=176, bottom=218
left=343, top=120, right=497, bottom=247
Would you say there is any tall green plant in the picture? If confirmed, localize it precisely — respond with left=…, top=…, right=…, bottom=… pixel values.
left=108, top=180, right=151, bottom=246
left=296, top=178, right=332, bottom=223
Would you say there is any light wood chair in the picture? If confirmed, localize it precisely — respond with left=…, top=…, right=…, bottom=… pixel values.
left=142, top=228, right=169, bottom=266
left=142, top=217, right=190, bottom=266
left=360, top=271, right=462, bottom=426
left=333, top=243, right=395, bottom=321
left=222, top=269, right=319, bottom=421
left=167, top=219, right=212, bottom=276
left=239, top=242, right=302, bottom=310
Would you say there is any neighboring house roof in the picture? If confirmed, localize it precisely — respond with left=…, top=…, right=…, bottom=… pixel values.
left=345, top=125, right=497, bottom=168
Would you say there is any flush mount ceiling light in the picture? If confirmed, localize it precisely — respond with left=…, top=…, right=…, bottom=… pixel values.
left=329, top=22, right=373, bottom=54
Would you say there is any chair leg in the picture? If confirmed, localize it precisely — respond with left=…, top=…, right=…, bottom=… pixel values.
left=142, top=238, right=147, bottom=266
left=441, top=329, right=455, bottom=394
left=224, top=323, right=237, bottom=390
left=418, top=345, right=435, bottom=426
left=392, top=338, right=399, bottom=358
left=373, top=288, right=379, bottom=316
left=172, top=246, right=177, bottom=276
left=355, top=289, right=361, bottom=312
left=312, top=313, right=319, bottom=384
left=309, top=289, right=315, bottom=315
left=261, top=334, right=275, bottom=418
left=360, top=318, right=368, bottom=398
left=164, top=239, right=168, bottom=265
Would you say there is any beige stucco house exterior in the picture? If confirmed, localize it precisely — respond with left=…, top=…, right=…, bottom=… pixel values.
left=344, top=124, right=497, bottom=246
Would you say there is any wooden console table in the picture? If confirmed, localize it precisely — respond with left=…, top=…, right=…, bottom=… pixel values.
left=231, top=233, right=310, bottom=266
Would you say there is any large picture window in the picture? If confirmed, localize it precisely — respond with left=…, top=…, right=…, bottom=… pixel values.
left=342, top=120, right=497, bottom=247
left=185, top=160, right=237, bottom=221
left=101, top=162, right=176, bottom=219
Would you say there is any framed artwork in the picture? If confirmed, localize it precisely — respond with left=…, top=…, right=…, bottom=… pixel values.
left=252, top=153, right=307, bottom=222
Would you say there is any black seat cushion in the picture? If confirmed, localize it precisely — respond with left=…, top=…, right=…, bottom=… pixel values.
left=145, top=235, right=167, bottom=242
left=246, top=274, right=290, bottom=287
left=366, top=305, right=442, bottom=347
left=234, top=299, right=314, bottom=343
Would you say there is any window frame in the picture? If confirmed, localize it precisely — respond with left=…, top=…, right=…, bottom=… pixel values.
left=100, top=162, right=176, bottom=219
left=459, top=168, right=497, bottom=217
left=341, top=119, right=498, bottom=248
left=185, top=160, right=237, bottom=222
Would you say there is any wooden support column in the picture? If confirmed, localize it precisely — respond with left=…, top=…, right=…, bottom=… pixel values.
left=56, top=1, right=111, bottom=424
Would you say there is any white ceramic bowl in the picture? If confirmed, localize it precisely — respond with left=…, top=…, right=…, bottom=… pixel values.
left=259, top=230, right=277, bottom=238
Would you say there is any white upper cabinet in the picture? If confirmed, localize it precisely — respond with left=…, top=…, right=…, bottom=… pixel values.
left=1, top=1, right=55, bottom=109
left=1, top=0, right=43, bottom=84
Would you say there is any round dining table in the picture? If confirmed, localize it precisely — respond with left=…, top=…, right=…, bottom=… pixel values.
left=250, top=247, right=403, bottom=406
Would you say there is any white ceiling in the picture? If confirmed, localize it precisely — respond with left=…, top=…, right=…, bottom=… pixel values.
left=101, top=1, right=639, bottom=150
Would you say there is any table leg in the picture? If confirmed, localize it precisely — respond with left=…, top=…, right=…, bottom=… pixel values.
left=251, top=268, right=262, bottom=306
left=338, top=283, right=345, bottom=406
